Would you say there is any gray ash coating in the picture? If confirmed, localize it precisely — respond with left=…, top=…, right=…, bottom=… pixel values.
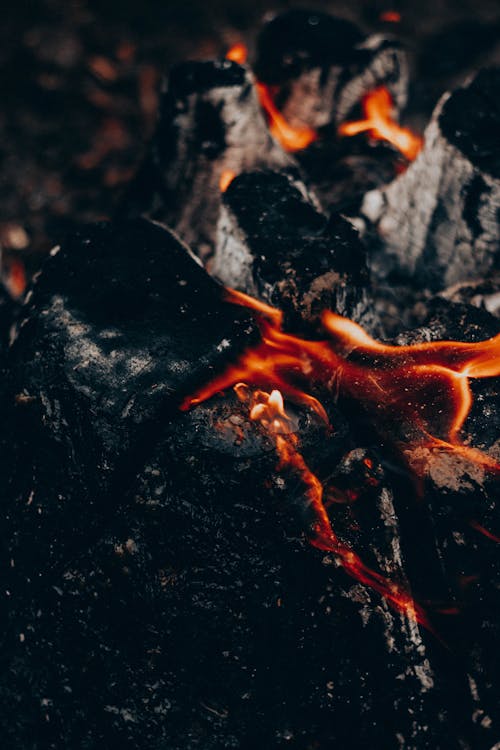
left=213, top=170, right=374, bottom=332
left=440, top=68, right=500, bottom=180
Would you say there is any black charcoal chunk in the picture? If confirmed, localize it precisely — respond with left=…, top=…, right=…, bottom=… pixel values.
left=212, top=170, right=376, bottom=333
left=119, top=60, right=292, bottom=260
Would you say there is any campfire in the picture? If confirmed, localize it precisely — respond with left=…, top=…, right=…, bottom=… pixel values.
left=1, top=7, right=500, bottom=750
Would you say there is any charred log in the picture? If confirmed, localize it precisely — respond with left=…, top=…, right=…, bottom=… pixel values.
left=254, top=9, right=409, bottom=131
left=0, top=383, right=457, bottom=749
left=119, top=60, right=292, bottom=260
left=0, top=217, right=260, bottom=576
left=361, top=68, right=500, bottom=291
left=395, top=299, right=500, bottom=748
left=211, top=170, right=377, bottom=333
left=440, top=274, right=500, bottom=318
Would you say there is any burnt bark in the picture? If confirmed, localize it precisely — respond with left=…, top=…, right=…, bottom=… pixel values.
left=211, top=169, right=377, bottom=333
left=395, top=299, right=500, bottom=749
left=0, top=217, right=260, bottom=575
left=361, top=68, right=500, bottom=291
left=255, top=9, right=409, bottom=131
left=119, top=60, right=292, bottom=260
left=0, top=214, right=476, bottom=750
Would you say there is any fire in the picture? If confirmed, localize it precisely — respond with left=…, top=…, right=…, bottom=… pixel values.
left=182, top=288, right=500, bottom=622
left=255, top=82, right=317, bottom=152
left=339, top=86, right=423, bottom=161
left=234, top=384, right=428, bottom=626
left=380, top=11, right=401, bottom=22
left=183, top=287, right=500, bottom=459
left=225, top=43, right=248, bottom=65
left=219, top=170, right=236, bottom=192
left=4, top=258, right=26, bottom=299
left=225, top=41, right=316, bottom=152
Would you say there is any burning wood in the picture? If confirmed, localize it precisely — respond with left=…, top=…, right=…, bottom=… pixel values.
left=339, top=86, right=423, bottom=161
left=119, top=59, right=292, bottom=259
left=211, top=170, right=375, bottom=332
left=254, top=9, right=409, bottom=131
left=1, top=7, right=500, bottom=750
left=361, top=68, right=500, bottom=290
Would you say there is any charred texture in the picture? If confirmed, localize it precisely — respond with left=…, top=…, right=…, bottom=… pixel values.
left=440, top=274, right=500, bottom=318
left=0, top=282, right=17, bottom=352
left=362, top=68, right=500, bottom=291
left=119, top=60, right=292, bottom=260
left=254, top=9, right=409, bottom=131
left=295, top=138, right=400, bottom=217
left=211, top=170, right=376, bottom=333
left=0, top=217, right=259, bottom=576
left=0, top=379, right=456, bottom=749
left=395, top=299, right=500, bottom=748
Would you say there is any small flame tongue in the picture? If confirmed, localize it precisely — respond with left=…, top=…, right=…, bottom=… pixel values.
left=255, top=82, right=318, bottom=152
left=182, top=288, right=500, bottom=623
left=234, top=383, right=428, bottom=626
left=225, top=42, right=317, bottom=154
left=225, top=43, right=248, bottom=65
left=184, top=287, right=500, bottom=463
left=339, top=86, right=423, bottom=161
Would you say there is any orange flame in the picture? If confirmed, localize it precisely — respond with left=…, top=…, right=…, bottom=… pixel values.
left=182, top=287, right=500, bottom=461
left=4, top=258, right=27, bottom=299
left=234, top=383, right=429, bottom=626
left=219, top=170, right=236, bottom=192
left=339, top=86, right=423, bottom=161
left=226, top=43, right=248, bottom=65
left=256, top=82, right=317, bottom=152
left=182, top=289, right=500, bottom=622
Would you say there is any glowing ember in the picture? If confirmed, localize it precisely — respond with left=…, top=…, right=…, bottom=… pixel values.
left=339, top=86, right=423, bottom=161
left=183, top=287, right=500, bottom=463
left=380, top=11, right=402, bottom=22
left=256, top=82, right=317, bottom=152
left=224, top=42, right=316, bottom=152
left=234, top=383, right=428, bottom=626
left=182, top=288, right=500, bottom=622
left=219, top=170, right=236, bottom=193
left=225, top=43, right=248, bottom=65
left=470, top=520, right=500, bottom=544
left=4, top=258, right=27, bottom=299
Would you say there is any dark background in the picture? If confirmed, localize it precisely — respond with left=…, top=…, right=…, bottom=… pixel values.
left=1, top=0, right=499, bottom=270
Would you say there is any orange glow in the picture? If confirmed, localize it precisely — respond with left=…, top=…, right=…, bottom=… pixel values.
left=219, top=170, right=236, bottom=192
left=182, top=287, right=500, bottom=460
left=256, top=82, right=317, bottom=152
left=4, top=258, right=26, bottom=299
left=380, top=11, right=401, bottom=22
left=182, top=288, right=500, bottom=623
left=235, top=384, right=429, bottom=626
left=339, top=86, right=423, bottom=161
left=226, top=43, right=248, bottom=65
left=470, top=520, right=500, bottom=544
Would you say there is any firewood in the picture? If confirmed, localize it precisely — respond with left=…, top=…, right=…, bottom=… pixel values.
left=255, top=9, right=409, bottom=131
left=361, top=68, right=500, bottom=291
left=119, top=60, right=292, bottom=259
left=211, top=170, right=377, bottom=333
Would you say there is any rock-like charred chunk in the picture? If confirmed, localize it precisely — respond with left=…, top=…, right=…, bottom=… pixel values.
left=212, top=170, right=375, bottom=333
left=119, top=60, right=292, bottom=259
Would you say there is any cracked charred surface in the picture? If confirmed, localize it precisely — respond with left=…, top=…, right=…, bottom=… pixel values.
left=211, top=170, right=377, bottom=334
left=0, top=218, right=260, bottom=576
left=254, top=9, right=409, bottom=132
left=0, top=217, right=475, bottom=750
left=361, top=68, right=500, bottom=291
left=394, top=299, right=500, bottom=747
left=119, top=60, right=292, bottom=260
